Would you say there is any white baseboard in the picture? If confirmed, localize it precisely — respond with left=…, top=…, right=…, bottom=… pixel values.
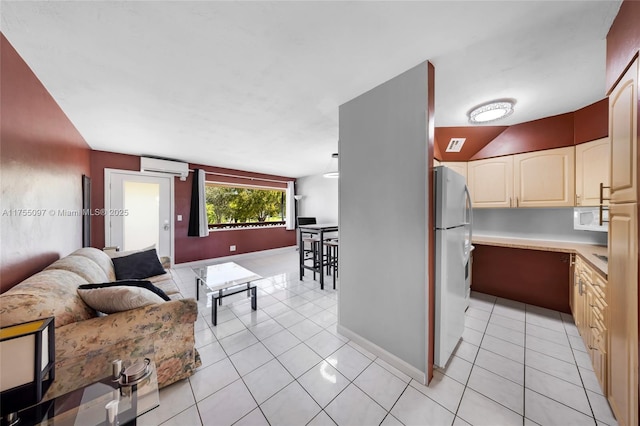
left=175, top=246, right=297, bottom=268
left=337, top=323, right=427, bottom=385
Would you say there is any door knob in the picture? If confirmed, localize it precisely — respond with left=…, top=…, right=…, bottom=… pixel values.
left=163, top=220, right=170, bottom=231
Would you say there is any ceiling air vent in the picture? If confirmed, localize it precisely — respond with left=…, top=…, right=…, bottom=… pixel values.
left=445, top=138, right=466, bottom=153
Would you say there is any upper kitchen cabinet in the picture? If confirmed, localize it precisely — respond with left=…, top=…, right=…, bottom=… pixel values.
left=575, top=138, right=611, bottom=206
left=468, top=156, right=513, bottom=208
left=609, top=58, right=638, bottom=204
left=441, top=162, right=467, bottom=182
left=513, top=146, right=575, bottom=208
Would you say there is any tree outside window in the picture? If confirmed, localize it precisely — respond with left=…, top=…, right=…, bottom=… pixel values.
left=205, top=184, right=285, bottom=227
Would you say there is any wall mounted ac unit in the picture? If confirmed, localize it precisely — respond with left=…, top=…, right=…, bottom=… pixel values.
left=140, top=157, right=189, bottom=180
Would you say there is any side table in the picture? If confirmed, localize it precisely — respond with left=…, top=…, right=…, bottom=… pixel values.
left=2, top=361, right=159, bottom=425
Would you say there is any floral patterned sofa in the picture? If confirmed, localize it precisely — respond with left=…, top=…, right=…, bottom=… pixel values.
left=0, top=247, right=201, bottom=400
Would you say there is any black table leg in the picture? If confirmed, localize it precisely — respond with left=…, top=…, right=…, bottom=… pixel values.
left=319, top=229, right=324, bottom=290
left=212, top=294, right=218, bottom=326
left=251, top=287, right=257, bottom=310
left=299, top=228, right=304, bottom=280
left=196, top=277, right=199, bottom=301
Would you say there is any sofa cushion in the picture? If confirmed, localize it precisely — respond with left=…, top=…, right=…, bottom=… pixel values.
left=78, top=280, right=171, bottom=301
left=45, top=255, right=110, bottom=283
left=77, top=285, right=166, bottom=314
left=112, top=248, right=166, bottom=280
left=107, top=244, right=155, bottom=259
left=148, top=270, right=180, bottom=295
left=70, top=248, right=117, bottom=281
left=0, top=270, right=95, bottom=328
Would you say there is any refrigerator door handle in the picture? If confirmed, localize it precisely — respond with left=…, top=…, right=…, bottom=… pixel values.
left=464, top=185, right=473, bottom=262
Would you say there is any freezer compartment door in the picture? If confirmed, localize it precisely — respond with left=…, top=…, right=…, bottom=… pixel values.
left=435, top=166, right=469, bottom=229
left=434, top=226, right=467, bottom=368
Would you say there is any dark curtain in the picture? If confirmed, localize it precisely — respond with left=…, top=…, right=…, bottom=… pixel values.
left=188, top=168, right=202, bottom=237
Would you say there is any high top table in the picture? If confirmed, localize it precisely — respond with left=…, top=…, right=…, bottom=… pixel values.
left=298, top=223, right=338, bottom=289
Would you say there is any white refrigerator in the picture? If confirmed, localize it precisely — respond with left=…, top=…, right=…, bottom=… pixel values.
left=434, top=166, right=473, bottom=368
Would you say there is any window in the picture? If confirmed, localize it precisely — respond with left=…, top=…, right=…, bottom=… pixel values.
left=205, top=183, right=286, bottom=229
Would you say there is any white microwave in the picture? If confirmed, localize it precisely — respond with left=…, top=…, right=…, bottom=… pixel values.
left=573, top=207, right=608, bottom=232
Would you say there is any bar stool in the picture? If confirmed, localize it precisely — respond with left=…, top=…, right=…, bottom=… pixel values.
left=302, top=236, right=322, bottom=280
left=323, top=239, right=339, bottom=289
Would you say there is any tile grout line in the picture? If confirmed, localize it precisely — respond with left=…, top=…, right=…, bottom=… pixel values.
left=217, top=274, right=350, bottom=425
left=453, top=298, right=496, bottom=424
left=561, top=313, right=599, bottom=425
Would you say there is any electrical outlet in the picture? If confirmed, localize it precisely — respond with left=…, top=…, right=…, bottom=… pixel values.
left=177, top=215, right=182, bottom=221
left=230, top=245, right=236, bottom=252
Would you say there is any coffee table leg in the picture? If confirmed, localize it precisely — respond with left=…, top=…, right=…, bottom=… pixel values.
left=246, top=283, right=250, bottom=297
left=251, top=287, right=257, bottom=311
left=195, top=277, right=199, bottom=301
left=212, top=294, right=218, bottom=326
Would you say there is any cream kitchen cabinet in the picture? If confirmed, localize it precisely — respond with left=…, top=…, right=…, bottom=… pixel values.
left=607, top=203, right=638, bottom=426
left=513, top=146, right=575, bottom=207
left=468, top=146, right=575, bottom=208
left=572, top=253, right=609, bottom=395
left=441, top=162, right=467, bottom=182
left=467, top=156, right=513, bottom=208
left=575, top=138, right=611, bottom=206
left=572, top=255, right=587, bottom=331
left=609, top=59, right=638, bottom=205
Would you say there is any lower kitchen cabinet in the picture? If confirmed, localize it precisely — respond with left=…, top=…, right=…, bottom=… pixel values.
left=571, top=254, right=609, bottom=395
left=472, top=245, right=571, bottom=313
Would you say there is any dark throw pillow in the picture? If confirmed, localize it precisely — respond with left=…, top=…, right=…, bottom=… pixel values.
left=78, top=280, right=171, bottom=301
left=112, top=248, right=167, bottom=280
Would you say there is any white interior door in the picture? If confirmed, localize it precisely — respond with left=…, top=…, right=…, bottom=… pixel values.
left=105, top=169, right=173, bottom=260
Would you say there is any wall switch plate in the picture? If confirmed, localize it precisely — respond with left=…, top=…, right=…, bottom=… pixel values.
left=177, top=215, right=182, bottom=221
left=230, top=245, right=236, bottom=252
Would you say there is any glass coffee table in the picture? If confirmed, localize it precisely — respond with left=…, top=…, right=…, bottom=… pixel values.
left=192, top=262, right=262, bottom=325
left=4, top=361, right=159, bottom=426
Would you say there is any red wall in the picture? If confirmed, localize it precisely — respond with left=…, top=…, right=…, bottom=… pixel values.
left=90, top=151, right=296, bottom=264
left=470, top=112, right=575, bottom=160
left=472, top=245, right=571, bottom=313
left=605, top=0, right=640, bottom=94
left=0, top=34, right=91, bottom=293
left=574, top=98, right=609, bottom=145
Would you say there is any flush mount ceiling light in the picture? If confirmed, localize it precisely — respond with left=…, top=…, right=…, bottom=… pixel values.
left=468, top=99, right=515, bottom=124
left=323, top=153, right=339, bottom=178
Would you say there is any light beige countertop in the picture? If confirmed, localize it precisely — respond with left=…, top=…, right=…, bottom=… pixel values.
left=472, top=235, right=608, bottom=278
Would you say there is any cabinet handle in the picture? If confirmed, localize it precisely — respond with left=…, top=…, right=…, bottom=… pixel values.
left=576, top=194, right=581, bottom=206
left=516, top=196, right=519, bottom=207
left=599, top=183, right=611, bottom=226
left=509, top=197, right=512, bottom=208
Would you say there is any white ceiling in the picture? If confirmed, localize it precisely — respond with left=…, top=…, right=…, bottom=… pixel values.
left=1, top=1, right=622, bottom=178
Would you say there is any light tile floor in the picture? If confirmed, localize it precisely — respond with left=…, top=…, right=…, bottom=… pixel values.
left=139, top=248, right=618, bottom=426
